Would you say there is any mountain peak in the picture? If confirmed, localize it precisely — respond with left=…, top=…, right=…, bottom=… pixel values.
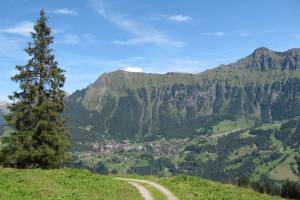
left=225, top=47, right=300, bottom=71
left=0, top=101, right=9, bottom=114
left=285, top=48, right=300, bottom=55
left=109, top=69, right=145, bottom=75
left=252, top=47, right=273, bottom=57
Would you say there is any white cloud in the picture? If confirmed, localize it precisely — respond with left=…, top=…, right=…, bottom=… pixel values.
left=91, top=0, right=185, bottom=47
left=0, top=21, right=34, bottom=37
left=144, top=58, right=207, bottom=74
left=57, top=34, right=80, bottom=45
left=66, top=74, right=98, bottom=81
left=52, top=8, right=78, bottom=16
left=61, top=53, right=145, bottom=72
left=0, top=96, right=10, bottom=103
left=204, top=31, right=225, bottom=37
left=241, top=33, right=250, bottom=37
left=168, top=14, right=191, bottom=22
left=147, top=14, right=192, bottom=23
left=0, top=34, right=27, bottom=59
left=56, top=33, right=99, bottom=45
left=113, top=33, right=185, bottom=47
left=214, top=32, right=225, bottom=37
left=123, top=66, right=144, bottom=73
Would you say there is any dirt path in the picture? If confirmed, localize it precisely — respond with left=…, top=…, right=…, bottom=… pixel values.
left=117, top=178, right=178, bottom=200
left=128, top=181, right=154, bottom=200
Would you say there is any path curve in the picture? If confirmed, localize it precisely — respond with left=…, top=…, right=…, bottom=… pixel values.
left=128, top=181, right=154, bottom=200
left=117, top=178, right=178, bottom=200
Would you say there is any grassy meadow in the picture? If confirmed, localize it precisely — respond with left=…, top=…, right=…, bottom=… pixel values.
left=0, top=168, right=142, bottom=200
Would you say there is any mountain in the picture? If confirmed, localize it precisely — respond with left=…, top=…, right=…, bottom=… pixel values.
left=0, top=102, right=9, bottom=136
left=64, top=47, right=300, bottom=183
left=0, top=112, right=4, bottom=126
left=220, top=47, right=300, bottom=71
left=64, top=47, right=300, bottom=143
left=0, top=102, right=9, bottom=126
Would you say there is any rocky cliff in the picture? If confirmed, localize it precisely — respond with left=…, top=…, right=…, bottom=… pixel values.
left=64, top=47, right=300, bottom=142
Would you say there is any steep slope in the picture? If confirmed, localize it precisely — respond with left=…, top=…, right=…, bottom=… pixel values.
left=0, top=102, right=9, bottom=137
left=0, top=112, right=4, bottom=127
left=220, top=47, right=300, bottom=71
left=0, top=102, right=8, bottom=126
left=64, top=47, right=300, bottom=143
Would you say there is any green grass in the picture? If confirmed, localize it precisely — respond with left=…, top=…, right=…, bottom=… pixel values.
left=258, top=122, right=282, bottom=131
left=212, top=119, right=253, bottom=135
left=269, top=155, right=299, bottom=182
left=270, top=132, right=283, bottom=149
left=224, top=162, right=243, bottom=172
left=0, top=168, right=142, bottom=200
left=196, top=152, right=218, bottom=162
left=227, top=145, right=257, bottom=161
left=119, top=175, right=281, bottom=200
left=156, top=176, right=282, bottom=200
left=0, top=168, right=280, bottom=200
left=252, top=147, right=295, bottom=182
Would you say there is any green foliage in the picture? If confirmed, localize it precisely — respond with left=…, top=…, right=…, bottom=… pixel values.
left=0, top=10, right=69, bottom=169
left=73, top=119, right=300, bottom=183
left=238, top=176, right=300, bottom=199
left=281, top=179, right=300, bottom=199
left=129, top=157, right=176, bottom=177
left=0, top=168, right=142, bottom=200
left=95, top=162, right=109, bottom=174
left=212, top=119, right=252, bottom=135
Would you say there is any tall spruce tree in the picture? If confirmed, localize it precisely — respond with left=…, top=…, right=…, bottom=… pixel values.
left=0, top=10, right=69, bottom=168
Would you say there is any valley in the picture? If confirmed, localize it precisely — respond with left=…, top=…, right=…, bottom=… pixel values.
left=59, top=47, right=300, bottom=184
left=1, top=47, right=300, bottom=198
left=70, top=118, right=300, bottom=183
left=1, top=1, right=299, bottom=199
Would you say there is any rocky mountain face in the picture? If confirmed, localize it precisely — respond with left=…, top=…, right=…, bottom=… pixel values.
left=222, top=47, right=300, bottom=71
left=64, top=48, right=300, bottom=142
left=0, top=112, right=4, bottom=126
left=0, top=102, right=9, bottom=137
left=0, top=102, right=9, bottom=126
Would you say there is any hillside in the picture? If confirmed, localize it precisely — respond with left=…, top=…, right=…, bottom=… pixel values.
left=0, top=102, right=8, bottom=138
left=63, top=47, right=300, bottom=183
left=0, top=168, right=280, bottom=200
left=0, top=102, right=8, bottom=126
left=0, top=168, right=142, bottom=200
left=152, top=176, right=281, bottom=200
left=64, top=47, right=300, bottom=143
left=69, top=119, right=300, bottom=183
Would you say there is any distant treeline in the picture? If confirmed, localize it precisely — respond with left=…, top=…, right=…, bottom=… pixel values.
left=237, top=176, right=300, bottom=199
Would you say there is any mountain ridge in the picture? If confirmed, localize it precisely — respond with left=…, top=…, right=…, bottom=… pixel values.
left=0, top=102, right=9, bottom=126
left=67, top=47, right=300, bottom=105
left=64, top=47, right=300, bottom=143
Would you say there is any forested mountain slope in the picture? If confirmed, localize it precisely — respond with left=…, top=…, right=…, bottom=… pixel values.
left=64, top=47, right=300, bottom=142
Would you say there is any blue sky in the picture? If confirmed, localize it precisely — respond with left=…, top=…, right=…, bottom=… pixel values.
left=1, top=0, right=300, bottom=101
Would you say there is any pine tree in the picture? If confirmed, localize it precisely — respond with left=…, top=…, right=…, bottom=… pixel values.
left=0, top=10, right=69, bottom=169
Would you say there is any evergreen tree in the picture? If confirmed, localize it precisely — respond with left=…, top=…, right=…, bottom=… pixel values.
left=0, top=10, right=69, bottom=169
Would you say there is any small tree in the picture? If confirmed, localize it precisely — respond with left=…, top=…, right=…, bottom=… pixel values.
left=0, top=9, right=69, bottom=168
